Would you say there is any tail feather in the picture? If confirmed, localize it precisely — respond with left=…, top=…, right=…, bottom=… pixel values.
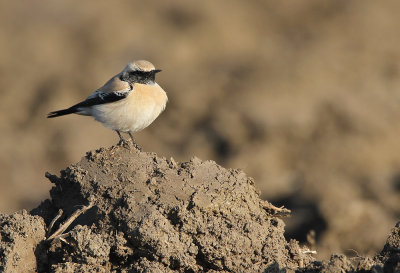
left=47, top=107, right=77, bottom=118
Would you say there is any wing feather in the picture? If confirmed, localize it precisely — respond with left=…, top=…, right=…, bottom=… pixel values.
left=48, top=73, right=132, bottom=118
left=78, top=75, right=132, bottom=108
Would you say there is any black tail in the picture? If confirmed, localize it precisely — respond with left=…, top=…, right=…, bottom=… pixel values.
left=47, top=107, right=77, bottom=118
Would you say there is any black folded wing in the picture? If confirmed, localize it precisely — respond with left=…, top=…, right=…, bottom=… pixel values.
left=47, top=91, right=130, bottom=118
left=74, top=91, right=129, bottom=108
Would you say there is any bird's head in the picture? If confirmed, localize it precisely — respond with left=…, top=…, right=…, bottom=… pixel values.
left=120, top=60, right=162, bottom=85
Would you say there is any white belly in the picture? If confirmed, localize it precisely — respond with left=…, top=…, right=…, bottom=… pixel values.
left=87, top=84, right=167, bottom=132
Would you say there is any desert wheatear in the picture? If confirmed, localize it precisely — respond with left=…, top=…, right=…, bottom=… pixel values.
left=48, top=60, right=168, bottom=147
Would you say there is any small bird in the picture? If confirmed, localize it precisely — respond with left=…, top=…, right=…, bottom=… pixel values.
left=48, top=60, right=167, bottom=148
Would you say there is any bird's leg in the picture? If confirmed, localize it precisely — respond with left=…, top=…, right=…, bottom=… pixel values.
left=127, top=131, right=137, bottom=145
left=128, top=131, right=142, bottom=151
left=116, top=130, right=128, bottom=146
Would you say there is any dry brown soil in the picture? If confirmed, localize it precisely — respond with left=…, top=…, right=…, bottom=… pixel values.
left=1, top=145, right=399, bottom=272
left=0, top=0, right=400, bottom=262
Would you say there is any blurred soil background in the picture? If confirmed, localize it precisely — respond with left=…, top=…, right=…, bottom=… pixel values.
left=0, top=0, right=399, bottom=259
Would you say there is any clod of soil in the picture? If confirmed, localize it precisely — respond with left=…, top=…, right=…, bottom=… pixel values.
left=1, top=145, right=399, bottom=272
left=0, top=211, right=46, bottom=272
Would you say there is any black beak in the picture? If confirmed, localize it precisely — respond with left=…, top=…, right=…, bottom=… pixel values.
left=154, top=69, right=162, bottom=73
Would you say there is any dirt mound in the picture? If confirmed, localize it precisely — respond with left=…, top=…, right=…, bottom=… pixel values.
left=1, top=145, right=399, bottom=272
left=31, top=144, right=312, bottom=272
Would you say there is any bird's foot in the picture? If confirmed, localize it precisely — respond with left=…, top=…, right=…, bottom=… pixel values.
left=132, top=142, right=143, bottom=151
left=117, top=140, right=141, bottom=151
left=117, top=138, right=130, bottom=148
left=116, top=131, right=130, bottom=148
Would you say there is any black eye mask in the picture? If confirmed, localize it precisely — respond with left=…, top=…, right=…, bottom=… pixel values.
left=120, top=70, right=156, bottom=84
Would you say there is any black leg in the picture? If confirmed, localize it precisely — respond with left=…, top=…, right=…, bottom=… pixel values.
left=128, top=131, right=142, bottom=151
left=116, top=130, right=128, bottom=146
left=127, top=131, right=137, bottom=145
